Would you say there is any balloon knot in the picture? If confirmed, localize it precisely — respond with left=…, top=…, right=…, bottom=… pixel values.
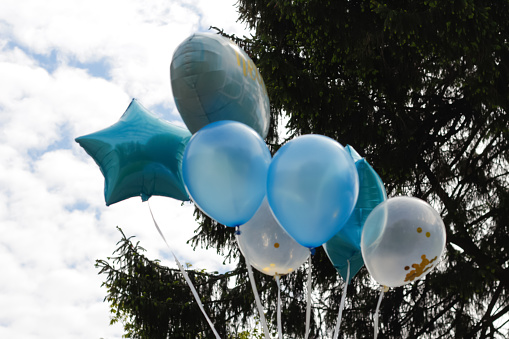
left=235, top=226, right=241, bottom=235
left=310, top=248, right=316, bottom=255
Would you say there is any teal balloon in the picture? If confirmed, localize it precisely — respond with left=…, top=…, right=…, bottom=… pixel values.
left=323, top=145, right=387, bottom=282
left=170, top=33, right=270, bottom=138
left=267, top=135, right=359, bottom=249
left=75, top=99, right=191, bottom=206
left=182, top=120, right=272, bottom=227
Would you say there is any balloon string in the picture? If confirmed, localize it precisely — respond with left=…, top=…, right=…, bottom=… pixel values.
left=374, top=286, right=385, bottom=339
left=147, top=202, right=221, bottom=339
left=333, top=260, right=350, bottom=339
left=275, top=275, right=283, bottom=339
left=305, top=255, right=312, bottom=339
left=235, top=234, right=271, bottom=339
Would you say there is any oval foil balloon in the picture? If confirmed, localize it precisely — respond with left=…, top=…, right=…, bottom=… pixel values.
left=361, top=197, right=446, bottom=288
left=170, top=33, right=270, bottom=139
left=238, top=198, right=310, bottom=276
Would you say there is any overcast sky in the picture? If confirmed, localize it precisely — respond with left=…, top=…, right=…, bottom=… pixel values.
left=0, top=1, right=251, bottom=337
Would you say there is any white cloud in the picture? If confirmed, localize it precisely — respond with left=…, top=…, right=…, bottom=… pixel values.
left=0, top=0, right=251, bottom=114
left=0, top=0, right=249, bottom=337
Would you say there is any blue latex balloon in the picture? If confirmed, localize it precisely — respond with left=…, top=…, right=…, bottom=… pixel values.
left=267, top=135, right=359, bottom=249
left=323, top=145, right=387, bottom=282
left=170, top=33, right=270, bottom=139
left=182, top=120, right=271, bottom=227
left=75, top=99, right=191, bottom=206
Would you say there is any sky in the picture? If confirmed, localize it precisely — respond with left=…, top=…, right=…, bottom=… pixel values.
left=0, top=1, right=252, bottom=338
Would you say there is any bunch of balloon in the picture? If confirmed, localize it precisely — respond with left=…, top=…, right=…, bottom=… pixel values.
left=322, top=145, right=387, bottom=339
left=182, top=120, right=272, bottom=227
left=237, top=198, right=310, bottom=339
left=360, top=196, right=447, bottom=338
left=170, top=33, right=270, bottom=139
left=75, top=99, right=192, bottom=205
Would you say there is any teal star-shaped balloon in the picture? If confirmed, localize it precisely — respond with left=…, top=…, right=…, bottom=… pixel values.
left=76, top=99, right=191, bottom=206
left=323, top=145, right=387, bottom=283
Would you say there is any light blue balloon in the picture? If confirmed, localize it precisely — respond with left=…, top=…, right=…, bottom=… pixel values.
left=323, top=145, right=387, bottom=282
left=75, top=99, right=191, bottom=206
left=182, top=120, right=272, bottom=227
left=170, top=33, right=270, bottom=138
left=267, top=135, right=359, bottom=249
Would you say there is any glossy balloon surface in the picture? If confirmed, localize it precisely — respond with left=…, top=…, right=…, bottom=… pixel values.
left=324, top=145, right=387, bottom=282
left=75, top=99, right=191, bottom=205
left=171, top=33, right=270, bottom=138
left=267, top=135, right=359, bottom=248
left=238, top=198, right=310, bottom=276
left=361, top=197, right=446, bottom=287
left=182, top=120, right=271, bottom=227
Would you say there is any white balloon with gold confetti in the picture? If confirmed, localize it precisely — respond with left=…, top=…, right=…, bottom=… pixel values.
left=361, top=196, right=446, bottom=288
left=237, top=198, right=310, bottom=276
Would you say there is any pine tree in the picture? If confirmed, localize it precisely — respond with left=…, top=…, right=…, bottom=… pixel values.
left=98, top=1, right=509, bottom=337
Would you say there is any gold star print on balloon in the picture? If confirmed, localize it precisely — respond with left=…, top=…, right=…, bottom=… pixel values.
left=404, top=227, right=438, bottom=282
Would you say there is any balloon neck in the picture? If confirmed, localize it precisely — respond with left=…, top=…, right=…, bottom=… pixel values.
left=234, top=226, right=241, bottom=235
left=141, top=193, right=150, bottom=202
left=310, top=247, right=316, bottom=255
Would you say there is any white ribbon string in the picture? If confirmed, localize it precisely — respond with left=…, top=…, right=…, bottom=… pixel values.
left=148, top=203, right=221, bottom=339
left=275, top=275, right=283, bottom=339
left=305, top=255, right=312, bottom=339
left=235, top=234, right=271, bottom=339
left=374, top=286, right=385, bottom=339
left=332, top=260, right=350, bottom=339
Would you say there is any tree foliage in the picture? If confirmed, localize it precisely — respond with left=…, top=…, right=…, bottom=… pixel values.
left=98, top=0, right=509, bottom=338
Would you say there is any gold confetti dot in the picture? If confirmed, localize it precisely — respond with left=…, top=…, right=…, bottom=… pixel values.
left=417, top=227, right=422, bottom=233
left=270, top=263, right=276, bottom=267
left=426, top=232, right=431, bottom=238
left=404, top=266, right=410, bottom=270
left=274, top=242, right=280, bottom=248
